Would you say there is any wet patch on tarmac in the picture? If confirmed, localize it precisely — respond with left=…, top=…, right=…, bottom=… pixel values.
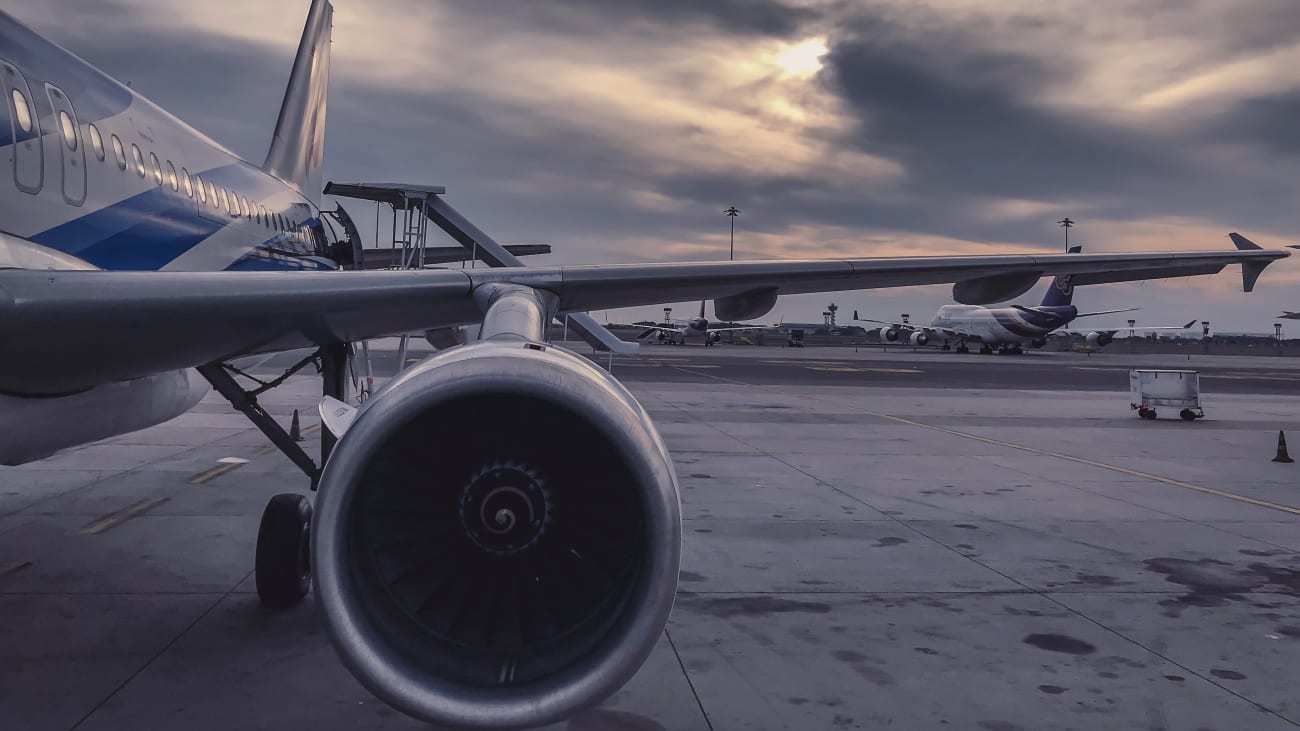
left=1022, top=633, right=1097, bottom=655
left=1209, top=669, right=1247, bottom=680
left=1037, top=684, right=1067, bottom=694
left=1144, top=557, right=1300, bottom=615
left=682, top=595, right=832, bottom=619
left=873, top=536, right=908, bottom=548
left=567, top=709, right=666, bottom=731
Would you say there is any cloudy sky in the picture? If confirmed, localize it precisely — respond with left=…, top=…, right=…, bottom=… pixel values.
left=15, top=0, right=1300, bottom=331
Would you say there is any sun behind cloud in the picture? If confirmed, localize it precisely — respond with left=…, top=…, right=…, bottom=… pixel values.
left=774, top=37, right=827, bottom=77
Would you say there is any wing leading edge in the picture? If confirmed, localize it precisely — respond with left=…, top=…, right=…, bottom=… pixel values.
left=0, top=247, right=1284, bottom=393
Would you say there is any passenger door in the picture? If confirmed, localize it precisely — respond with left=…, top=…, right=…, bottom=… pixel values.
left=45, top=84, right=86, bottom=206
left=0, top=60, right=42, bottom=194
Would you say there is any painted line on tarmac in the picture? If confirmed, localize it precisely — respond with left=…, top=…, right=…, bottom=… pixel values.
left=0, top=561, right=32, bottom=577
left=190, top=457, right=250, bottom=485
left=668, top=362, right=1300, bottom=517
left=80, top=497, right=169, bottom=534
left=807, top=366, right=923, bottom=374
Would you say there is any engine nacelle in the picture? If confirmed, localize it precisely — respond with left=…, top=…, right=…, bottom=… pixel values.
left=1086, top=332, right=1113, bottom=348
left=909, top=332, right=929, bottom=346
left=313, top=341, right=681, bottom=729
left=708, top=331, right=721, bottom=344
left=883, top=328, right=900, bottom=342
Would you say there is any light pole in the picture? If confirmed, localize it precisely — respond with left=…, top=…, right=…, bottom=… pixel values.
left=1057, top=217, right=1074, bottom=251
left=724, top=206, right=740, bottom=261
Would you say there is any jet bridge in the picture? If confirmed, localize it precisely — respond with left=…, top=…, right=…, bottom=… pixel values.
left=323, top=181, right=639, bottom=355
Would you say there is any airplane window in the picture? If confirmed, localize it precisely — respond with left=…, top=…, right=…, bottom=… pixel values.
left=207, top=181, right=218, bottom=208
left=239, top=196, right=250, bottom=217
left=181, top=168, right=193, bottom=197
left=57, top=110, right=77, bottom=150
left=194, top=175, right=207, bottom=203
left=255, top=205, right=262, bottom=224
left=88, top=124, right=104, bottom=160
left=11, top=88, right=31, bottom=132
left=166, top=161, right=178, bottom=191
left=130, top=143, right=145, bottom=177
left=219, top=187, right=230, bottom=213
left=111, top=134, right=126, bottom=170
left=149, top=152, right=162, bottom=185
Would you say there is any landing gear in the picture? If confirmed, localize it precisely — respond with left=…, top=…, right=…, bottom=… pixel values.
left=199, top=344, right=352, bottom=609
left=1179, top=409, right=1201, bottom=421
left=1138, top=406, right=1157, bottom=420
left=978, top=345, right=993, bottom=355
left=955, top=343, right=970, bottom=354
left=255, top=493, right=313, bottom=608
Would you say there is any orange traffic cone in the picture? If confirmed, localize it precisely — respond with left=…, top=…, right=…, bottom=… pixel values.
left=1272, top=431, right=1293, bottom=463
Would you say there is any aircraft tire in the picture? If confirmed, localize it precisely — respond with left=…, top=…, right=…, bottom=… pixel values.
left=256, top=493, right=313, bottom=608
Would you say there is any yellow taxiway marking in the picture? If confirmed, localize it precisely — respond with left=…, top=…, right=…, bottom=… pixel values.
left=190, top=457, right=250, bottom=485
left=80, top=497, right=170, bottom=535
left=0, top=561, right=32, bottom=577
left=871, top=412, right=1300, bottom=517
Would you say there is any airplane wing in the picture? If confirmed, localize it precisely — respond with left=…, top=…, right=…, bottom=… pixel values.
left=1058, top=320, right=1199, bottom=335
left=0, top=247, right=1284, bottom=393
left=708, top=325, right=769, bottom=333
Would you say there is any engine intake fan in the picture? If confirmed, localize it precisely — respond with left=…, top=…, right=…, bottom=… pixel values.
left=313, top=342, right=681, bottom=729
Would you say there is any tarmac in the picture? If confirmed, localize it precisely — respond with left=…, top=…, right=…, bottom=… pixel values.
left=3, top=342, right=1300, bottom=730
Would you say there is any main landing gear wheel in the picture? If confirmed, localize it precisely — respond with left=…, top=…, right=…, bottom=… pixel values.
left=1138, top=407, right=1157, bottom=420
left=979, top=345, right=993, bottom=355
left=256, top=493, right=313, bottom=608
left=1180, top=409, right=1199, bottom=421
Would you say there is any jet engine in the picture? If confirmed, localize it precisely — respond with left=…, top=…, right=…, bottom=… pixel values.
left=313, top=341, right=681, bottom=729
left=1086, top=332, right=1113, bottom=348
left=883, top=328, right=901, bottom=341
left=909, top=332, right=929, bottom=346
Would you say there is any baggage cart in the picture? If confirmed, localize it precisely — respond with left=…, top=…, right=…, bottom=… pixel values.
left=1129, top=369, right=1202, bottom=421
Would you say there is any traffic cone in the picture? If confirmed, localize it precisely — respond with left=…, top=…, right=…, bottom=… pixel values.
left=290, top=409, right=303, bottom=442
left=1272, top=431, right=1293, bottom=463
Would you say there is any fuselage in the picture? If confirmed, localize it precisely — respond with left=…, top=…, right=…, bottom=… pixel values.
left=0, top=9, right=337, bottom=464
left=931, top=304, right=1078, bottom=344
left=0, top=10, right=335, bottom=272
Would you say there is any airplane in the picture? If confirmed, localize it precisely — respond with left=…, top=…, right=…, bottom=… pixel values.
left=855, top=244, right=1213, bottom=354
left=623, top=300, right=770, bottom=345
left=0, top=2, right=1287, bottom=728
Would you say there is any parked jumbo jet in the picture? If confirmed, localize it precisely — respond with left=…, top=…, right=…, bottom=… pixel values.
left=855, top=243, right=1222, bottom=354
left=0, top=1, right=1287, bottom=728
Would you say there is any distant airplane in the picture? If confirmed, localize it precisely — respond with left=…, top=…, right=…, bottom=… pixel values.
left=1279, top=312, right=1300, bottom=320
left=620, top=300, right=769, bottom=344
left=0, top=1, right=1286, bottom=728
left=855, top=244, right=1204, bottom=353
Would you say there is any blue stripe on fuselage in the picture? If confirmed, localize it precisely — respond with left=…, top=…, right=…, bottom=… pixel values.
left=30, top=162, right=328, bottom=270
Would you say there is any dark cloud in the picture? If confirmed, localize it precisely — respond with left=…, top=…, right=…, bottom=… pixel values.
left=822, top=14, right=1185, bottom=200
left=1210, top=91, right=1300, bottom=158
left=451, top=0, right=818, bottom=38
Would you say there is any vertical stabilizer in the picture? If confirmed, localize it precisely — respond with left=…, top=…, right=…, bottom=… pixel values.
left=1039, top=244, right=1081, bottom=307
left=264, top=0, right=333, bottom=203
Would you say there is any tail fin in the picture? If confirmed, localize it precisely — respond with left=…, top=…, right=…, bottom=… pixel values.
left=1039, top=244, right=1082, bottom=307
left=263, top=0, right=333, bottom=203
